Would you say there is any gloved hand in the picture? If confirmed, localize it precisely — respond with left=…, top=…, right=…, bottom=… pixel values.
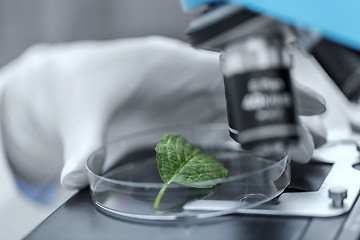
left=0, top=36, right=326, bottom=191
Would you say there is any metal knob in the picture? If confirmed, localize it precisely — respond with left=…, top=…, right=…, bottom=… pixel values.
left=329, top=186, right=348, bottom=208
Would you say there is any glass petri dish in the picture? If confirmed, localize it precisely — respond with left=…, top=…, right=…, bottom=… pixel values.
left=86, top=124, right=290, bottom=220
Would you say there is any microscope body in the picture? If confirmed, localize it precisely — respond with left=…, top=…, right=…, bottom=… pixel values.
left=182, top=0, right=360, bottom=157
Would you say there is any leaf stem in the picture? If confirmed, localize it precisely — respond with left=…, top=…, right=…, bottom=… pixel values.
left=153, top=183, right=169, bottom=209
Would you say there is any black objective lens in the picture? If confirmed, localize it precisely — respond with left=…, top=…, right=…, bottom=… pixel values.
left=224, top=68, right=298, bottom=156
left=186, top=5, right=300, bottom=158
left=221, top=35, right=299, bottom=158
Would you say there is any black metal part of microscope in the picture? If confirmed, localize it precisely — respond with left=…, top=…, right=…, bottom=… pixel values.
left=186, top=6, right=299, bottom=159
left=311, top=39, right=360, bottom=103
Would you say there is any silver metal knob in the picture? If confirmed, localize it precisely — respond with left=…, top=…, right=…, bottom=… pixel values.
left=329, top=186, right=347, bottom=208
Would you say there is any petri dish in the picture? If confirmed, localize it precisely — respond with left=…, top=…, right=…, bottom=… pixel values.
left=86, top=124, right=290, bottom=220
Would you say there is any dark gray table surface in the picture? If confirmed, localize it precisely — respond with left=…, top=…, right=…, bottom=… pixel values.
left=26, top=162, right=351, bottom=240
left=26, top=188, right=313, bottom=240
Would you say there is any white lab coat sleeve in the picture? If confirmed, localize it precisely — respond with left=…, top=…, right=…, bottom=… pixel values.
left=0, top=63, right=73, bottom=240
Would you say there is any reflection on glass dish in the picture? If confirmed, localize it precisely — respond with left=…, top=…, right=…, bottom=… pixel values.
left=86, top=124, right=290, bottom=221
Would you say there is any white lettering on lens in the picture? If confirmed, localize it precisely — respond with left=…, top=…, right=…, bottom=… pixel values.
left=255, top=109, right=285, bottom=121
left=241, top=92, right=292, bottom=111
left=248, top=77, right=285, bottom=92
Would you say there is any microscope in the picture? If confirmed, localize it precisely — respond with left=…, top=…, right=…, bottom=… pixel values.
left=181, top=0, right=360, bottom=159
left=178, top=1, right=360, bottom=238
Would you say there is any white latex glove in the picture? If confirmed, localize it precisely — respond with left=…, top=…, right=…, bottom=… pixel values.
left=0, top=36, right=326, bottom=190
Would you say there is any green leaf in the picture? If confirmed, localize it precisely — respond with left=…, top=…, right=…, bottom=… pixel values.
left=153, top=133, right=228, bottom=209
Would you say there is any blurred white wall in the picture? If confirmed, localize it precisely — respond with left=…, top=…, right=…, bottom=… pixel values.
left=0, top=0, right=193, bottom=67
